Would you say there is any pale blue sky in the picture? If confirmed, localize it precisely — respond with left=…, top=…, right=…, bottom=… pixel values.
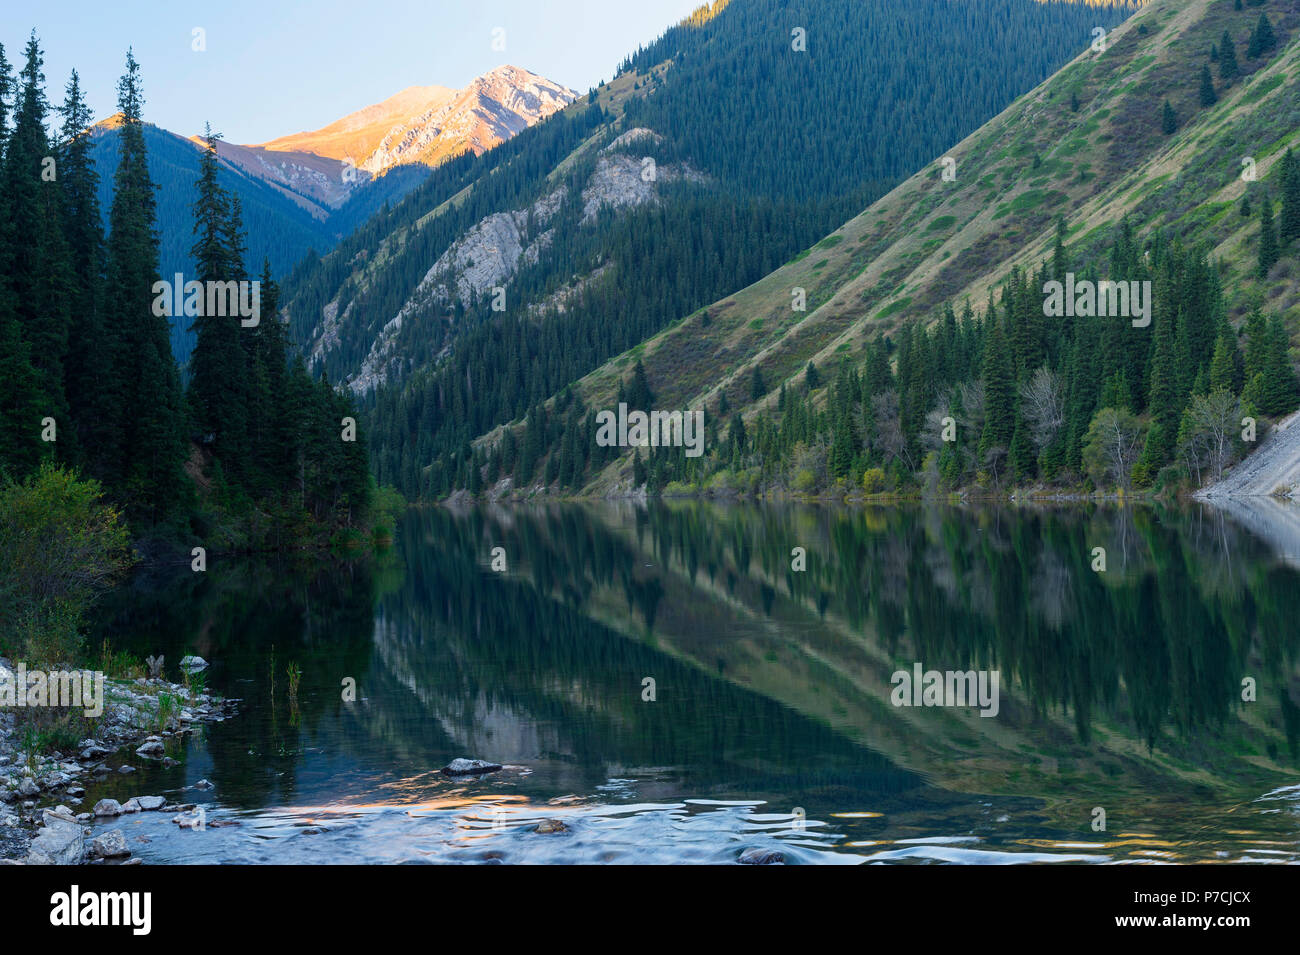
left=1, top=0, right=702, bottom=143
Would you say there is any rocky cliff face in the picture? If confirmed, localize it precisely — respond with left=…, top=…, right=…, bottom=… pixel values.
left=329, top=128, right=706, bottom=396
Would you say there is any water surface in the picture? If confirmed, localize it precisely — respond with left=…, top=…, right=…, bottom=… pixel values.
left=86, top=502, right=1300, bottom=864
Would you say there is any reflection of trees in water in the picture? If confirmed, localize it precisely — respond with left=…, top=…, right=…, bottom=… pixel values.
left=371, top=509, right=917, bottom=795
left=456, top=501, right=1300, bottom=760
left=92, top=503, right=1300, bottom=812
left=92, top=556, right=381, bottom=808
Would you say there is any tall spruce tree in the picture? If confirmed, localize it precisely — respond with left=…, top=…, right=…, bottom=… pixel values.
left=103, top=50, right=187, bottom=523
left=1246, top=13, right=1276, bottom=60
left=186, top=127, right=251, bottom=488
left=2, top=34, right=73, bottom=461
left=0, top=39, right=45, bottom=478
left=57, top=68, right=111, bottom=473
left=1219, top=30, right=1239, bottom=82
left=1258, top=195, right=1280, bottom=277
left=978, top=316, right=1015, bottom=459
left=1161, top=100, right=1178, bottom=135
left=1198, top=66, right=1217, bottom=107
left=1279, top=149, right=1300, bottom=245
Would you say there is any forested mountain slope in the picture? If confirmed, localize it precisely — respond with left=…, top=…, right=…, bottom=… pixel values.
left=496, top=0, right=1299, bottom=500
left=282, top=0, right=1140, bottom=498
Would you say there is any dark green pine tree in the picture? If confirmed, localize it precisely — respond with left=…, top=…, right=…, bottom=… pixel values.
left=1051, top=215, right=1068, bottom=282
left=864, top=335, right=892, bottom=396
left=1161, top=100, right=1178, bottom=135
left=186, top=126, right=252, bottom=489
left=750, top=364, right=767, bottom=401
left=1243, top=308, right=1269, bottom=383
left=1136, top=308, right=1180, bottom=482
left=1208, top=330, right=1238, bottom=394
left=57, top=68, right=112, bottom=475
left=978, top=316, right=1015, bottom=460
left=0, top=39, right=45, bottom=478
left=1246, top=13, right=1276, bottom=60
left=517, top=404, right=544, bottom=483
left=828, top=408, right=856, bottom=480
left=1009, top=412, right=1035, bottom=482
left=2, top=34, right=73, bottom=462
left=1258, top=195, right=1280, bottom=278
left=727, top=412, right=747, bottom=462
left=1279, top=149, right=1300, bottom=246
left=1219, top=31, right=1239, bottom=82
left=1099, top=369, right=1133, bottom=412
left=557, top=406, right=582, bottom=488
left=335, top=386, right=370, bottom=519
left=1256, top=315, right=1299, bottom=416
left=103, top=50, right=187, bottom=522
left=247, top=259, right=292, bottom=494
left=627, top=358, right=654, bottom=410
left=1198, top=66, right=1217, bottom=107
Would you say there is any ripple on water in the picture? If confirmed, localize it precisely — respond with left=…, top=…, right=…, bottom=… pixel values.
left=85, top=783, right=1300, bottom=865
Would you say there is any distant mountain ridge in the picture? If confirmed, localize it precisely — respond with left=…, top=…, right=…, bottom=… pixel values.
left=87, top=63, right=574, bottom=364
left=255, top=65, right=577, bottom=176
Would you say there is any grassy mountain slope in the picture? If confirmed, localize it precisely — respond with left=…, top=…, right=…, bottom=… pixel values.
left=550, top=0, right=1298, bottom=493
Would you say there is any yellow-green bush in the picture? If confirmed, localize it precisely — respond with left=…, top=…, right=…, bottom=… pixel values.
left=861, top=467, right=887, bottom=493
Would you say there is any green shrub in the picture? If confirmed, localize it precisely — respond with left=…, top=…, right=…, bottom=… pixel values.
left=0, top=463, right=133, bottom=665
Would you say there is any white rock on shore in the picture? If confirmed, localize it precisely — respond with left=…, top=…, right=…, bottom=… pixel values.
left=25, top=814, right=83, bottom=865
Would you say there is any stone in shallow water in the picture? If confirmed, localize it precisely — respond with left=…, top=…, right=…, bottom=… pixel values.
left=738, top=848, right=785, bottom=865
left=535, top=818, right=568, bottom=834
left=90, top=829, right=130, bottom=859
left=135, top=740, right=164, bottom=758
left=92, top=798, right=122, bottom=817
left=441, top=758, right=502, bottom=776
left=179, top=656, right=208, bottom=672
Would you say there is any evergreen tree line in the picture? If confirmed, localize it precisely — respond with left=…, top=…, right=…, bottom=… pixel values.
left=471, top=200, right=1300, bottom=497
left=0, top=37, right=369, bottom=537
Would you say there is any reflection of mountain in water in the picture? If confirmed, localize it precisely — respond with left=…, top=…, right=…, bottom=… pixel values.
left=358, top=523, right=922, bottom=801
left=408, top=502, right=1300, bottom=821
left=92, top=502, right=1300, bottom=855
left=1207, top=496, right=1300, bottom=573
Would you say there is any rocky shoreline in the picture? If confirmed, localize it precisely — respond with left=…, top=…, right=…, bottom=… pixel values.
left=0, top=657, right=236, bottom=865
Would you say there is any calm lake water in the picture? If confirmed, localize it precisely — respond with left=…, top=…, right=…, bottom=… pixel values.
left=85, top=502, right=1300, bottom=864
